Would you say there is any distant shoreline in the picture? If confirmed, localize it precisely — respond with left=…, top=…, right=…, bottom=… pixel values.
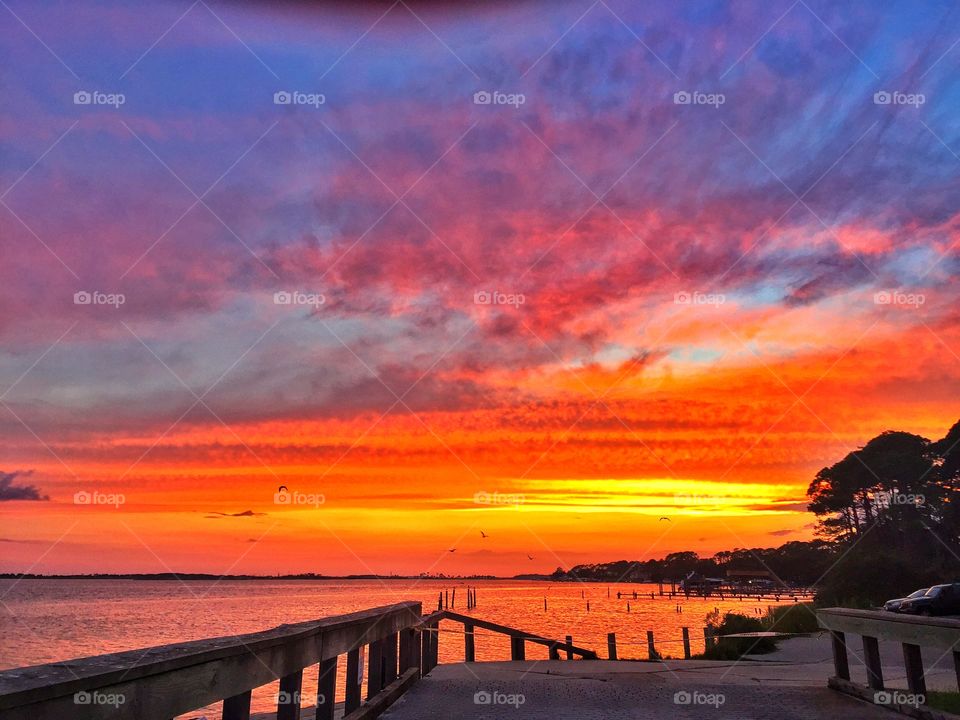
left=0, top=573, right=553, bottom=581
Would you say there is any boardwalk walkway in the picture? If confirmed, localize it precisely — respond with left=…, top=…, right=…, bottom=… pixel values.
left=381, top=659, right=894, bottom=719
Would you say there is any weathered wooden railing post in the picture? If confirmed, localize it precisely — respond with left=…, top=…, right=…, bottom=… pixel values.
left=829, top=631, right=849, bottom=681
left=902, top=643, right=925, bottom=695
left=548, top=642, right=560, bottom=660
left=510, top=634, right=525, bottom=660
left=682, top=627, right=691, bottom=659
left=367, top=638, right=384, bottom=698
left=566, top=634, right=574, bottom=660
left=345, top=647, right=362, bottom=714
left=384, top=632, right=399, bottom=684
left=464, top=622, right=475, bottom=662
left=222, top=690, right=252, bottom=720
left=421, top=622, right=431, bottom=673
left=276, top=670, right=302, bottom=720
left=430, top=619, right=440, bottom=668
left=316, top=657, right=336, bottom=720
left=861, top=635, right=884, bottom=690
left=399, top=626, right=419, bottom=676
left=647, top=630, right=656, bottom=660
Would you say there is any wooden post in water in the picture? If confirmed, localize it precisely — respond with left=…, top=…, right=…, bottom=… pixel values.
left=543, top=597, right=547, bottom=611
left=437, top=592, right=442, bottom=611
left=682, top=627, right=691, bottom=659
left=452, top=588, right=456, bottom=608
left=316, top=657, right=337, bottom=720
left=445, top=590, right=449, bottom=609
left=565, top=634, right=574, bottom=660
left=510, top=635, right=525, bottom=660
left=647, top=630, right=656, bottom=660
left=222, top=690, right=252, bottom=720
left=464, top=622, right=475, bottom=662
left=277, top=669, right=303, bottom=720
left=607, top=632, right=617, bottom=660
left=345, top=647, right=362, bottom=713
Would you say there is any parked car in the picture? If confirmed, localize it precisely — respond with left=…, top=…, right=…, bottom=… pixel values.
left=883, top=588, right=928, bottom=612
left=898, top=583, right=960, bottom=616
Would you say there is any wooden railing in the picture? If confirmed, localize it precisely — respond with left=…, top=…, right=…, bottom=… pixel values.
left=0, top=601, right=423, bottom=720
left=0, top=601, right=597, bottom=720
left=817, top=608, right=960, bottom=707
left=419, top=610, right=598, bottom=666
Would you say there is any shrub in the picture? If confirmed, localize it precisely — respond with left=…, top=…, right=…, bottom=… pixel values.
left=697, top=611, right=778, bottom=659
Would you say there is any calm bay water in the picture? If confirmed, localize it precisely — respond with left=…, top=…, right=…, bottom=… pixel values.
left=0, top=579, right=796, bottom=716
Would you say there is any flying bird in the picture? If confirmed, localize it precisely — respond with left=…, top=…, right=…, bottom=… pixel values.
left=480, top=530, right=488, bottom=539
left=278, top=485, right=289, bottom=493
left=659, top=517, right=671, bottom=522
left=448, top=548, right=457, bottom=553
left=527, top=554, right=534, bottom=560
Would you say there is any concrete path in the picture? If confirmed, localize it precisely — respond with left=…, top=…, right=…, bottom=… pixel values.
left=382, top=659, right=896, bottom=719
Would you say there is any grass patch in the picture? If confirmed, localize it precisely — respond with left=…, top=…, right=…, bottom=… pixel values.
left=926, top=691, right=960, bottom=715
left=762, top=603, right=819, bottom=634
left=694, top=611, right=778, bottom=660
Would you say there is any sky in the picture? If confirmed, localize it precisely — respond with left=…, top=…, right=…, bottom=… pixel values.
left=0, top=0, right=958, bottom=576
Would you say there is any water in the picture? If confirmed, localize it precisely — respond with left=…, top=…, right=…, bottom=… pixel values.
left=1, top=579, right=798, bottom=715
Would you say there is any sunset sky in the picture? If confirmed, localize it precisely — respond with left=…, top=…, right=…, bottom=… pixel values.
left=1, top=0, right=958, bottom=576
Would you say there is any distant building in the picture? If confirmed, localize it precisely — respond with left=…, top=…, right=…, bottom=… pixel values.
left=726, top=568, right=785, bottom=587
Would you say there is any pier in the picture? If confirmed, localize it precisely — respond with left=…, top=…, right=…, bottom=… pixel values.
left=2, top=601, right=955, bottom=719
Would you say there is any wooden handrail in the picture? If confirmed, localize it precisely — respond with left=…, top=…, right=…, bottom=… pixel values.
left=0, top=601, right=422, bottom=720
left=424, top=609, right=598, bottom=658
left=817, top=607, right=960, bottom=702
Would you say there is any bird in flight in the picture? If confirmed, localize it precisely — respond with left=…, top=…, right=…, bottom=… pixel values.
left=448, top=548, right=457, bottom=553
left=659, top=517, right=671, bottom=522
left=527, top=554, right=534, bottom=560
left=278, top=485, right=289, bottom=493
left=480, top=530, right=488, bottom=539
